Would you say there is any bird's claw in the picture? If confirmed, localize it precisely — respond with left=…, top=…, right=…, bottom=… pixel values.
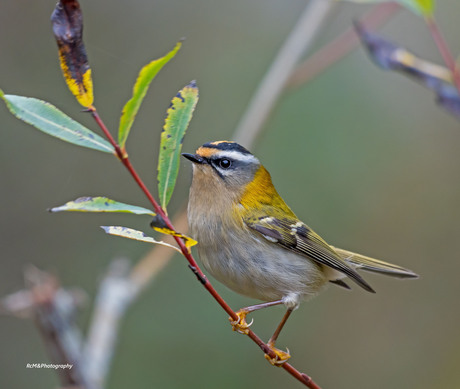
left=229, top=310, right=254, bottom=335
left=264, top=345, right=291, bottom=366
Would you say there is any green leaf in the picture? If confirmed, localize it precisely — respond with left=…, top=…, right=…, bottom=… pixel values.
left=118, top=41, right=182, bottom=150
left=50, top=196, right=155, bottom=215
left=340, top=0, right=435, bottom=16
left=157, top=81, right=199, bottom=212
left=0, top=90, right=114, bottom=153
left=414, top=0, right=435, bottom=15
left=101, top=226, right=181, bottom=252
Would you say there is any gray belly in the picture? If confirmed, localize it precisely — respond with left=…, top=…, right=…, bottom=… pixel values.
left=193, top=225, right=328, bottom=302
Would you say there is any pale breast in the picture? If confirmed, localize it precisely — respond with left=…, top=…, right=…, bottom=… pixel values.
left=187, top=171, right=328, bottom=303
left=190, top=215, right=328, bottom=302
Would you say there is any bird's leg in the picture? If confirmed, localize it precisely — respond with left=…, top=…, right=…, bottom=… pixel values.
left=229, top=300, right=283, bottom=335
left=264, top=308, right=293, bottom=366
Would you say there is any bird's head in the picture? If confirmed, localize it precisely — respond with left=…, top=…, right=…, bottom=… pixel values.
left=182, top=141, right=262, bottom=192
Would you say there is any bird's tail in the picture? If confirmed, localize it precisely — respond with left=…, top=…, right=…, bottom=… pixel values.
left=331, top=247, right=419, bottom=279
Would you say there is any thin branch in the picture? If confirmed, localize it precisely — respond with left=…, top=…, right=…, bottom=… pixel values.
left=24, top=267, right=88, bottom=388
left=286, top=2, right=401, bottom=89
left=83, top=260, right=138, bottom=389
left=425, top=16, right=460, bottom=93
left=233, top=0, right=336, bottom=147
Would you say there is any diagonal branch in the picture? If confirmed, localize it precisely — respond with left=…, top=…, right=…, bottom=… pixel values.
left=1, top=267, right=89, bottom=388
left=233, top=0, right=336, bottom=147
left=286, top=2, right=401, bottom=89
left=425, top=17, right=460, bottom=93
left=27, top=267, right=88, bottom=388
left=83, top=259, right=138, bottom=389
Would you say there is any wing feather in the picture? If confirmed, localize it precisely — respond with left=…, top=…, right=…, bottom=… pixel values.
left=245, top=215, right=375, bottom=293
left=331, top=247, right=418, bottom=279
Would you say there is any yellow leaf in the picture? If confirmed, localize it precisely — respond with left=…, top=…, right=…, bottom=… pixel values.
left=152, top=227, right=198, bottom=250
left=51, top=0, right=94, bottom=108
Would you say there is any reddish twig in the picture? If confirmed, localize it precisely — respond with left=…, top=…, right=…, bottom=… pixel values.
left=286, top=2, right=401, bottom=89
left=88, top=107, right=321, bottom=388
left=425, top=16, right=460, bottom=93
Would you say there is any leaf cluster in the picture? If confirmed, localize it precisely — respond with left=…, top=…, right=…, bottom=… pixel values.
left=1, top=0, right=198, bottom=250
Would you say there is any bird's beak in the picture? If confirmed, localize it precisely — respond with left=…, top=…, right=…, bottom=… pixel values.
left=182, top=153, right=207, bottom=164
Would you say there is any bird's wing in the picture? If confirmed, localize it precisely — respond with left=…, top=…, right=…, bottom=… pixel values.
left=244, top=215, right=375, bottom=293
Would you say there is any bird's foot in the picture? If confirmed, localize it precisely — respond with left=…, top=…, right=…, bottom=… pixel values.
left=264, top=342, right=291, bottom=366
left=229, top=309, right=254, bottom=335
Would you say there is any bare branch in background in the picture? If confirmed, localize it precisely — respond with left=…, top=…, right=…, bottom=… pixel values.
left=27, top=267, right=89, bottom=388
left=0, top=267, right=89, bottom=388
left=233, top=0, right=336, bottom=147
left=0, top=259, right=171, bottom=389
left=425, top=17, right=460, bottom=93
left=355, top=22, right=460, bottom=119
left=286, top=2, right=401, bottom=89
left=83, top=260, right=138, bottom=389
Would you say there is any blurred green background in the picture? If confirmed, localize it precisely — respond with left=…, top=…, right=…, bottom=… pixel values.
left=1, top=1, right=460, bottom=388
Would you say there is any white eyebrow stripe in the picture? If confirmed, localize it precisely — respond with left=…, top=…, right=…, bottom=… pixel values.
left=213, top=150, right=259, bottom=163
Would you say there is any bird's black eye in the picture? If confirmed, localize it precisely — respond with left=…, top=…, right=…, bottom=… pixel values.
left=218, top=158, right=232, bottom=169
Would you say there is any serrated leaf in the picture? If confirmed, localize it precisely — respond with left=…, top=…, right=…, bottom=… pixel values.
left=0, top=91, right=114, bottom=153
left=101, top=226, right=181, bottom=252
left=51, top=0, right=94, bottom=108
left=152, top=226, right=198, bottom=249
left=118, top=41, right=182, bottom=151
left=50, top=196, right=155, bottom=215
left=341, top=0, right=435, bottom=16
left=157, top=81, right=199, bottom=212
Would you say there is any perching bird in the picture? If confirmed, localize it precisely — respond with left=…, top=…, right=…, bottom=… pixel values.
left=182, top=140, right=418, bottom=365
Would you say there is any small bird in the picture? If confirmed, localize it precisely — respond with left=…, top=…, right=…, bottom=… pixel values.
left=182, top=140, right=418, bottom=365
